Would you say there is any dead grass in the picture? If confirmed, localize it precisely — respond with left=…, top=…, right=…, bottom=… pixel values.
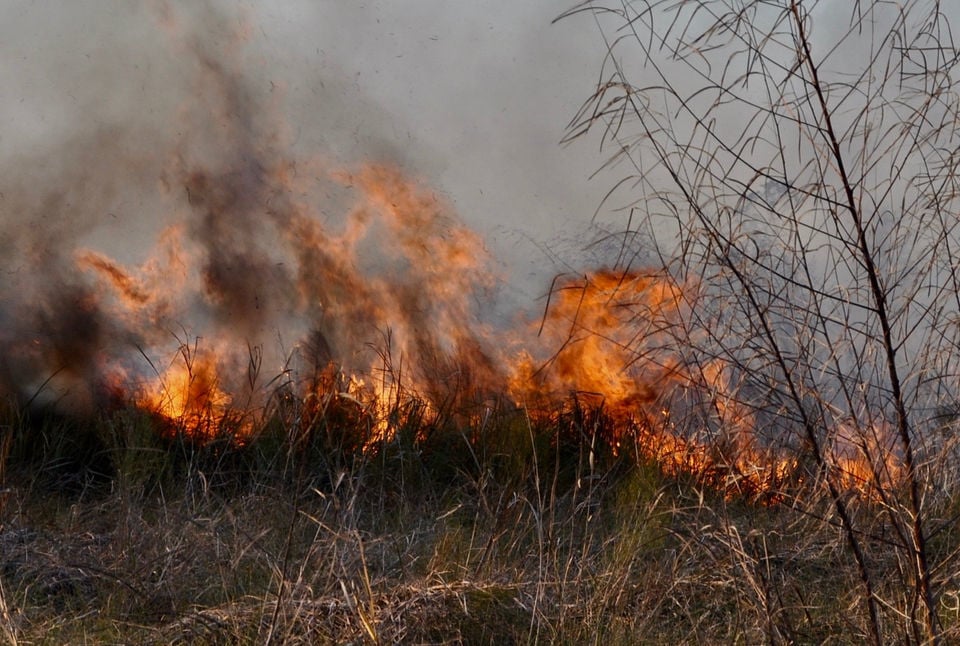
left=0, top=400, right=957, bottom=644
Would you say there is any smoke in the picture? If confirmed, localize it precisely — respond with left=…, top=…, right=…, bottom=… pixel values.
left=6, top=1, right=609, bottom=413
left=1, top=1, right=921, bottom=503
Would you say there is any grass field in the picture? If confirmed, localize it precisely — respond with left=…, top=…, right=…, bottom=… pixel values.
left=1, top=385, right=957, bottom=645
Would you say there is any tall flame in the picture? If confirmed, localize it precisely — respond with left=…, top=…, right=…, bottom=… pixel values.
left=0, top=6, right=902, bottom=503
left=4, top=157, right=903, bottom=502
left=506, top=270, right=901, bottom=501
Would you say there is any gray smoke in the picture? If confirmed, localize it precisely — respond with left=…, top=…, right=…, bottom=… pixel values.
left=0, top=1, right=611, bottom=413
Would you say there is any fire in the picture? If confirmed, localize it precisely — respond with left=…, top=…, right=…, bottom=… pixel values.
left=135, top=345, right=236, bottom=440
left=508, top=270, right=687, bottom=416
left=11, top=162, right=903, bottom=503
left=63, top=160, right=497, bottom=447
left=0, top=28, right=900, bottom=503
left=505, top=270, right=903, bottom=502
left=6, top=155, right=904, bottom=503
left=829, top=419, right=903, bottom=499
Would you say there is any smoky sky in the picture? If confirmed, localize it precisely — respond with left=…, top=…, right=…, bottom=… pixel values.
left=0, top=1, right=613, bottom=299
left=5, top=0, right=950, bottom=432
left=0, top=1, right=624, bottom=412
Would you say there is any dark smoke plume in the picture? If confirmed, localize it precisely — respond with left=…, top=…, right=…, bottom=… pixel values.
left=0, top=3, right=501, bottom=415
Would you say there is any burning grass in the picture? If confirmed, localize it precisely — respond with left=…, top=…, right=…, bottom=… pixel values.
left=0, top=55, right=951, bottom=640
left=3, top=1, right=960, bottom=638
left=0, top=369, right=958, bottom=643
left=0, top=150, right=948, bottom=638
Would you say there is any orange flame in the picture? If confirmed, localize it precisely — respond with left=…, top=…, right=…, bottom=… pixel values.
left=508, top=270, right=686, bottom=416
left=137, top=347, right=235, bottom=440
left=506, top=270, right=902, bottom=502
left=58, top=161, right=902, bottom=503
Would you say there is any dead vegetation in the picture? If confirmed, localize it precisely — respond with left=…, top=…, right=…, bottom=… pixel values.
left=2, top=1, right=960, bottom=643
left=0, top=394, right=957, bottom=644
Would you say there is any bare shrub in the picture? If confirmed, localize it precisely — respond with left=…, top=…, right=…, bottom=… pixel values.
left=561, top=1, right=960, bottom=642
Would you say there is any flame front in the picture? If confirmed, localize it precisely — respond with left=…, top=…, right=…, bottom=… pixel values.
left=506, top=270, right=902, bottom=501
left=508, top=270, right=686, bottom=416
left=0, top=10, right=902, bottom=503
left=7, top=158, right=902, bottom=502
left=63, top=160, right=499, bottom=448
left=137, top=347, right=233, bottom=439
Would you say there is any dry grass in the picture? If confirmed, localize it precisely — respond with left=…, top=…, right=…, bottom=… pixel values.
left=0, top=397, right=956, bottom=644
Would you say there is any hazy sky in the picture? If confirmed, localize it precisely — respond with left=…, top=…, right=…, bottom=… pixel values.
left=0, top=1, right=615, bottom=302
left=281, top=1, right=616, bottom=294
